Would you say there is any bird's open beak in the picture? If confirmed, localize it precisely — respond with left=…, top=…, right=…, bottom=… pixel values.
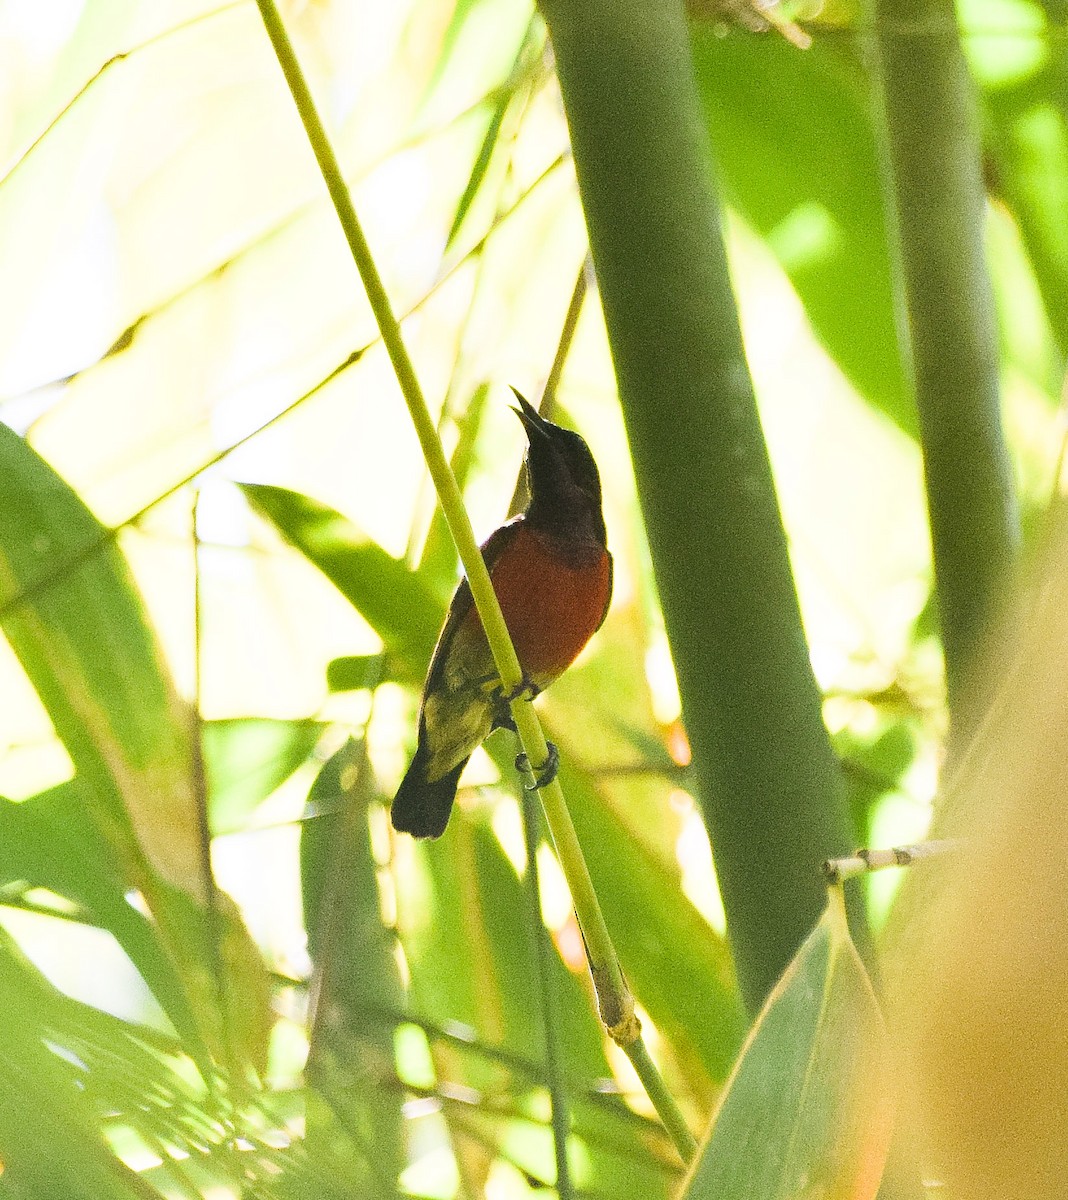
left=509, top=386, right=552, bottom=440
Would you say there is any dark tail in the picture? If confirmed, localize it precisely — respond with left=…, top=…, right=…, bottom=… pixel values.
left=390, top=740, right=468, bottom=838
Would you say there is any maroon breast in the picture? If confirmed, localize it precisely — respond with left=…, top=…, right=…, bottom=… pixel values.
left=489, top=526, right=611, bottom=682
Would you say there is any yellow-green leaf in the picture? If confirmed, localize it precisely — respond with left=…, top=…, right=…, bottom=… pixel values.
left=681, top=889, right=894, bottom=1200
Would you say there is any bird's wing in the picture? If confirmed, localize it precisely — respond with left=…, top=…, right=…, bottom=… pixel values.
left=422, top=517, right=524, bottom=701
left=417, top=519, right=524, bottom=780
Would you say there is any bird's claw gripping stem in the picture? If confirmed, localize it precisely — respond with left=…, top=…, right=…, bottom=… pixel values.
left=490, top=673, right=541, bottom=730
left=497, top=674, right=541, bottom=704
left=515, top=742, right=559, bottom=790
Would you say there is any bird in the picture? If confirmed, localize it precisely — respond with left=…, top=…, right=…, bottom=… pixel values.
left=390, top=388, right=612, bottom=838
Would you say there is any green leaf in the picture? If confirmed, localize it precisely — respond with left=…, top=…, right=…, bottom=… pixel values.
left=417, top=0, right=533, bottom=123
left=445, top=89, right=511, bottom=253
left=300, top=739, right=407, bottom=1186
left=0, top=783, right=204, bottom=1052
left=0, top=934, right=166, bottom=1200
left=402, top=812, right=665, bottom=1192
left=0, top=424, right=269, bottom=1077
left=690, top=32, right=911, bottom=435
left=680, top=891, right=894, bottom=1200
left=242, top=483, right=445, bottom=681
left=835, top=718, right=919, bottom=837
left=442, top=22, right=542, bottom=253
left=986, top=64, right=1068, bottom=357
left=406, top=817, right=610, bottom=1083
left=325, top=654, right=382, bottom=692
left=203, top=717, right=325, bottom=834
left=0, top=422, right=196, bottom=896
left=0, top=930, right=218, bottom=1153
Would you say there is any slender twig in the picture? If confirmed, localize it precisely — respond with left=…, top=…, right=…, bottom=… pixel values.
left=520, top=791, right=574, bottom=1198
left=507, top=258, right=590, bottom=516
left=252, top=0, right=694, bottom=1160
left=0, top=3, right=247, bottom=190
left=542, top=257, right=591, bottom=415
left=822, top=839, right=963, bottom=884
left=624, top=1039, right=698, bottom=1161
left=0, top=152, right=568, bottom=624
left=190, top=493, right=231, bottom=1089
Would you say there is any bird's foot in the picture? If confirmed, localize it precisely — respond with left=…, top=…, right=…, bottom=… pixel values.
left=489, top=673, right=540, bottom=729
left=515, top=742, right=559, bottom=791
left=498, top=674, right=541, bottom=704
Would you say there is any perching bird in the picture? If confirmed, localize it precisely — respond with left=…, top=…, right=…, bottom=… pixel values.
left=391, top=389, right=612, bottom=838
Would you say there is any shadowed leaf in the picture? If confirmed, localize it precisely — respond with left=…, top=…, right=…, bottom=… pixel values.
left=681, top=890, right=894, bottom=1200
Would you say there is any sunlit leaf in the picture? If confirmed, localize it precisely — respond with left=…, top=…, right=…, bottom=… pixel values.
left=0, top=783, right=203, bottom=1052
left=203, top=717, right=325, bottom=834
left=326, top=654, right=382, bottom=692
left=0, top=423, right=269, bottom=1076
left=985, top=65, right=1068, bottom=357
left=399, top=811, right=658, bottom=1192
left=443, top=21, right=543, bottom=253
left=301, top=739, right=406, bottom=1186
left=691, top=32, right=911, bottom=435
left=242, top=483, right=446, bottom=681
left=680, top=890, right=894, bottom=1200
left=0, top=934, right=166, bottom=1200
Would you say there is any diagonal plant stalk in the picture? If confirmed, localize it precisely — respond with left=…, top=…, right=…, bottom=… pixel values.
left=520, top=790, right=574, bottom=1199
left=253, top=0, right=697, bottom=1164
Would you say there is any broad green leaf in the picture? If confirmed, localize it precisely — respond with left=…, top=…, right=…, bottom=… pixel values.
left=680, top=890, right=894, bottom=1200
left=273, top=1091, right=400, bottom=1200
left=326, top=654, right=383, bottom=692
left=691, top=31, right=912, bottom=435
left=0, top=424, right=269, bottom=1076
left=0, top=422, right=196, bottom=893
left=0, top=928, right=361, bottom=1199
left=455, top=1096, right=678, bottom=1197
left=834, top=718, right=919, bottom=837
left=567, top=1091, right=682, bottom=1198
left=0, top=783, right=203, bottom=1052
left=301, top=739, right=406, bottom=1186
left=242, top=484, right=445, bottom=681
left=0, top=930, right=219, bottom=1157
left=985, top=64, right=1068, bottom=358
left=203, top=717, right=325, bottom=835
left=0, top=934, right=166, bottom=1200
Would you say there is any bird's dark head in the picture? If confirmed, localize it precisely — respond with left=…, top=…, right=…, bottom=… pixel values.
left=510, top=388, right=606, bottom=546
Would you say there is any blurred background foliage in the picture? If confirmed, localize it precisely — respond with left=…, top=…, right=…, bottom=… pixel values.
left=0, top=0, right=1063, bottom=1195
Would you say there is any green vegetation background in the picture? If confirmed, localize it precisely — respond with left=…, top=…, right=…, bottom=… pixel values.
left=0, top=0, right=1061, bottom=1195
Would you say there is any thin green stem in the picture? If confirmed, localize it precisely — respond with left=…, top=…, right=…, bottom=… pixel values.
left=252, top=0, right=693, bottom=1161
left=510, top=709, right=628, bottom=1027
left=542, top=257, right=590, bottom=413
left=190, top=494, right=230, bottom=1090
left=520, top=790, right=573, bottom=1199
left=624, top=1039, right=698, bottom=1163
